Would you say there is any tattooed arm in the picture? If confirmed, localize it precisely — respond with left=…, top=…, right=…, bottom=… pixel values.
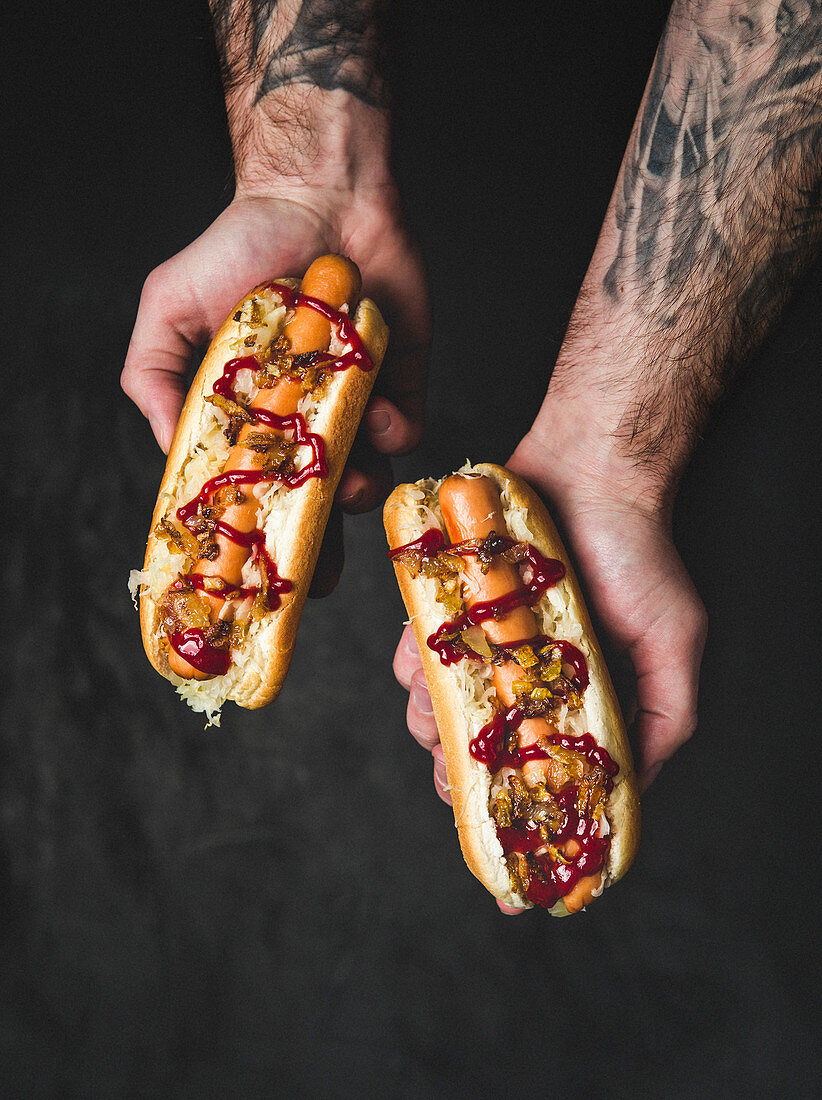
left=122, top=1, right=430, bottom=592
left=397, top=1, right=822, bottom=822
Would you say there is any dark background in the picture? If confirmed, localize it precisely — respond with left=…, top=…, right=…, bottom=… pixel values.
left=3, top=2, right=820, bottom=1095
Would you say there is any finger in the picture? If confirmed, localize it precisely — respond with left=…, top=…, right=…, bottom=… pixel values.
left=393, top=624, right=422, bottom=690
left=631, top=597, right=708, bottom=785
left=121, top=265, right=207, bottom=453
left=497, top=900, right=527, bottom=916
left=355, top=234, right=430, bottom=454
left=363, top=388, right=425, bottom=456
left=308, top=504, right=344, bottom=598
left=406, top=671, right=439, bottom=751
left=432, top=745, right=452, bottom=806
left=335, top=439, right=393, bottom=514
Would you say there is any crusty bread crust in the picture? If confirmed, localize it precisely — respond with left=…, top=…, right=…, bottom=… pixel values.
left=140, top=280, right=389, bottom=710
left=384, top=463, right=640, bottom=911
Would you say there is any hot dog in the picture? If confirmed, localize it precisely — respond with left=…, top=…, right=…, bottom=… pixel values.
left=131, top=255, right=389, bottom=721
left=385, top=463, right=640, bottom=914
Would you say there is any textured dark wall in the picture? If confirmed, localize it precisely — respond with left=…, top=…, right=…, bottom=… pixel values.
left=3, top=2, right=820, bottom=1096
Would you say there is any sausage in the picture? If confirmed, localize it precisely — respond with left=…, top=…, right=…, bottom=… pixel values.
left=385, top=462, right=640, bottom=913
left=438, top=475, right=563, bottom=783
left=438, top=473, right=602, bottom=912
left=167, top=254, right=362, bottom=680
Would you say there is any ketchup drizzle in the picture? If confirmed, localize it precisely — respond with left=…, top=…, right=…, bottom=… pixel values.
left=387, top=527, right=448, bottom=559
left=389, top=527, right=569, bottom=667
left=168, top=630, right=232, bottom=677
left=469, top=705, right=617, bottom=910
left=168, top=284, right=368, bottom=674
left=469, top=709, right=616, bottom=775
left=266, top=282, right=373, bottom=371
left=426, top=535, right=566, bottom=655
left=497, top=788, right=611, bottom=910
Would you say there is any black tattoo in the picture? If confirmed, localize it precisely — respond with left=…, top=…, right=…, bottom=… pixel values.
left=600, top=1, right=822, bottom=468
left=211, top=0, right=387, bottom=109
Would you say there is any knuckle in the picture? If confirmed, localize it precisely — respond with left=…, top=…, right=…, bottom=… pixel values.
left=390, top=420, right=423, bottom=457
left=119, top=362, right=135, bottom=398
left=674, top=595, right=708, bottom=652
left=141, top=263, right=171, bottom=303
left=679, top=710, right=699, bottom=743
left=686, top=594, right=708, bottom=635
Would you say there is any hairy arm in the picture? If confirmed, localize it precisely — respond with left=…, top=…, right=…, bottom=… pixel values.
left=210, top=0, right=392, bottom=192
left=399, top=2, right=822, bottom=838
left=549, top=0, right=822, bottom=489
left=518, top=0, right=822, bottom=773
left=123, top=1, right=429, bottom=591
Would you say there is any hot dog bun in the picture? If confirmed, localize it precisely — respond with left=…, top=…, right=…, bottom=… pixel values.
left=132, top=263, right=388, bottom=721
left=385, top=463, right=640, bottom=913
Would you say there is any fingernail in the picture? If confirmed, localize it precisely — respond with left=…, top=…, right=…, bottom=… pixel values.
left=410, top=679, right=434, bottom=716
left=497, top=902, right=527, bottom=917
left=150, top=417, right=170, bottom=455
left=433, top=755, right=448, bottom=788
left=366, top=409, right=391, bottom=434
left=340, top=487, right=363, bottom=507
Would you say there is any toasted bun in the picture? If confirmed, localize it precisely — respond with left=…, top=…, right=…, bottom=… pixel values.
left=384, top=462, right=640, bottom=912
left=135, top=279, right=388, bottom=721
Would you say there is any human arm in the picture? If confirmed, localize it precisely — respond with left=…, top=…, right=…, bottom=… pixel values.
left=395, top=0, right=822, bottom=865
left=121, top=0, right=430, bottom=591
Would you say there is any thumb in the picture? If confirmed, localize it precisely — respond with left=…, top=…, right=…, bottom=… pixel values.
left=630, top=586, right=708, bottom=788
left=121, top=263, right=208, bottom=453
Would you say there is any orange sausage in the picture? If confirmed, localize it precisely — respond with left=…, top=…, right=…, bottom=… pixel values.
left=168, top=255, right=361, bottom=679
left=439, top=475, right=561, bottom=785
left=439, top=474, right=603, bottom=908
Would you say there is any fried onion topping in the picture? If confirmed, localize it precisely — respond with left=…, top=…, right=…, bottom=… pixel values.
left=153, top=517, right=199, bottom=559
left=505, top=641, right=583, bottom=717
left=204, top=393, right=252, bottom=444
left=159, top=580, right=212, bottom=635
left=252, top=336, right=328, bottom=395
left=240, top=432, right=297, bottom=477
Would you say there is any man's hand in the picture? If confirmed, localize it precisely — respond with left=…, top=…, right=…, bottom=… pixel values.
left=121, top=193, right=428, bottom=495
left=393, top=435, right=707, bottom=780
left=122, top=1, right=430, bottom=594
left=121, top=193, right=428, bottom=593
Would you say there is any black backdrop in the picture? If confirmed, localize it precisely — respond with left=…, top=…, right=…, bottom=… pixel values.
left=3, top=2, right=820, bottom=1095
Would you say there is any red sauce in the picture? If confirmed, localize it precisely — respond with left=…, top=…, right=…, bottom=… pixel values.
left=468, top=706, right=526, bottom=770
left=388, top=528, right=570, bottom=667
left=550, top=732, right=618, bottom=776
left=387, top=527, right=448, bottom=560
left=175, top=412, right=326, bottom=532
left=499, top=779, right=611, bottom=909
left=266, top=282, right=373, bottom=371
left=168, top=629, right=232, bottom=676
left=472, top=711, right=616, bottom=909
left=186, top=530, right=292, bottom=606
left=389, top=526, right=612, bottom=911
left=428, top=620, right=588, bottom=691
left=212, top=355, right=259, bottom=401
left=167, top=283, right=367, bottom=674
left=469, top=707, right=616, bottom=775
left=504, top=804, right=610, bottom=910
left=389, top=528, right=565, bottom=602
